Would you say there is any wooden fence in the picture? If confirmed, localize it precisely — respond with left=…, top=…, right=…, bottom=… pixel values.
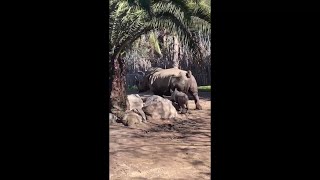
left=126, top=73, right=211, bottom=87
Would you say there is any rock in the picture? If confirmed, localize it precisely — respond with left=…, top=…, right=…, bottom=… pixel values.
left=127, top=94, right=144, bottom=110
left=144, top=95, right=165, bottom=106
left=131, top=108, right=147, bottom=123
left=122, top=110, right=143, bottom=127
left=142, top=95, right=178, bottom=120
left=109, top=113, right=118, bottom=124
left=127, top=94, right=147, bottom=122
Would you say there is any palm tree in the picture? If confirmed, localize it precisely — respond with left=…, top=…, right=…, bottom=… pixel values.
left=109, top=0, right=211, bottom=117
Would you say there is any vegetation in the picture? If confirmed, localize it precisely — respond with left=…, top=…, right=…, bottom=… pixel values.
left=109, top=0, right=211, bottom=117
left=198, top=86, right=211, bottom=92
left=127, top=85, right=138, bottom=91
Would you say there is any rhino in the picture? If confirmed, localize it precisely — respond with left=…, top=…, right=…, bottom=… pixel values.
left=135, top=67, right=202, bottom=110
left=170, top=88, right=189, bottom=114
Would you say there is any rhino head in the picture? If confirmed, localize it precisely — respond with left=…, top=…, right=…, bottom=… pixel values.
left=134, top=67, right=164, bottom=93
left=134, top=71, right=149, bottom=92
left=170, top=71, right=189, bottom=92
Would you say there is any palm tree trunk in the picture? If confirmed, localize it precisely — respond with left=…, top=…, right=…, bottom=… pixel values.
left=172, top=35, right=180, bottom=69
left=109, top=27, right=153, bottom=117
left=157, top=29, right=165, bottom=68
left=109, top=56, right=127, bottom=117
left=179, top=44, right=184, bottom=69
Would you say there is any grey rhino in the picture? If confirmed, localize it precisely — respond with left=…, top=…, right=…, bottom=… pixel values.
left=135, top=67, right=202, bottom=110
left=170, top=88, right=189, bottom=114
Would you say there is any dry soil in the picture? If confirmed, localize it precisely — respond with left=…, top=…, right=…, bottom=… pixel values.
left=109, top=92, right=211, bottom=180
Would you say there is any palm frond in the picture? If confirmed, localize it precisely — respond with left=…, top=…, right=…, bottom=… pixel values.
left=149, top=31, right=162, bottom=56
left=109, top=0, right=211, bottom=63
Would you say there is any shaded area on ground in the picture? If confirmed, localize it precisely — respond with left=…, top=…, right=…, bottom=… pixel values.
left=109, top=92, right=211, bottom=180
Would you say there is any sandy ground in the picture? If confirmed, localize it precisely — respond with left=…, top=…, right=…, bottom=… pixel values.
left=109, top=92, right=211, bottom=180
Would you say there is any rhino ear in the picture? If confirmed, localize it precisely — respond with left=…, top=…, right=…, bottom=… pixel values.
left=186, top=70, right=192, bottom=78
left=137, top=71, right=145, bottom=76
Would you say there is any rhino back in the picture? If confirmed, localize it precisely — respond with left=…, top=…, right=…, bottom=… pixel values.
left=148, top=68, right=200, bottom=95
left=149, top=75, right=171, bottom=93
left=149, top=69, right=187, bottom=93
left=156, top=68, right=187, bottom=77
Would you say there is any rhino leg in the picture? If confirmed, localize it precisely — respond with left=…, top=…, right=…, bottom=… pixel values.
left=180, top=104, right=188, bottom=114
left=181, top=108, right=188, bottom=114
left=190, top=91, right=202, bottom=110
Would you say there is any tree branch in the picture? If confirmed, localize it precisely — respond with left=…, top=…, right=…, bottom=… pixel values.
left=111, top=26, right=153, bottom=61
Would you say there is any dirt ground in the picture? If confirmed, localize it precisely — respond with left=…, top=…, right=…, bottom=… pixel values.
left=109, top=92, right=211, bottom=180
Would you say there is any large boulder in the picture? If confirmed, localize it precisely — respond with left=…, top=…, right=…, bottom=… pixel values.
left=142, top=95, right=178, bottom=120
left=143, top=95, right=165, bottom=106
left=126, top=94, right=146, bottom=122
left=122, top=109, right=144, bottom=127
left=109, top=113, right=118, bottom=124
left=127, top=94, right=143, bottom=110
